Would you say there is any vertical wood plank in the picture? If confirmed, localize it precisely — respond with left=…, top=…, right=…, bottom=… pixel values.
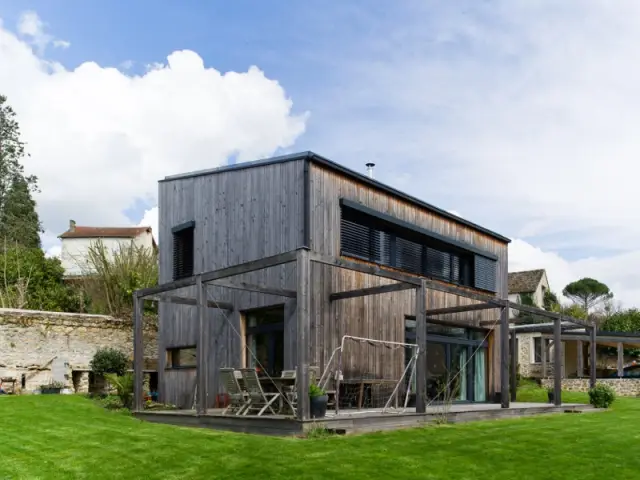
left=590, top=327, right=597, bottom=389
left=133, top=294, right=144, bottom=412
left=510, top=332, right=517, bottom=402
left=553, top=318, right=562, bottom=406
left=500, top=306, right=509, bottom=408
left=284, top=298, right=297, bottom=370
left=196, top=275, right=208, bottom=414
left=415, top=279, right=427, bottom=413
left=617, top=342, right=624, bottom=377
left=296, top=248, right=311, bottom=420
left=577, top=340, right=584, bottom=378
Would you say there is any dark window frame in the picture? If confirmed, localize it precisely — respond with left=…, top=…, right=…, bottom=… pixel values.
left=166, top=345, right=197, bottom=370
left=339, top=200, right=498, bottom=292
left=172, top=221, right=195, bottom=280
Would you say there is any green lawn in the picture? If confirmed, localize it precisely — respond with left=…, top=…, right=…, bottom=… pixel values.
left=1, top=389, right=639, bottom=480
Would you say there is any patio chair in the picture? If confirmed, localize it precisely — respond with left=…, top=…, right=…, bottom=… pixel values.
left=280, top=370, right=297, bottom=414
left=239, top=368, right=281, bottom=416
left=219, top=368, right=250, bottom=415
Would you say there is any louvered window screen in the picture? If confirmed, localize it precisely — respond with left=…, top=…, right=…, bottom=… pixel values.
left=474, top=255, right=497, bottom=292
left=340, top=204, right=498, bottom=291
left=172, top=224, right=195, bottom=280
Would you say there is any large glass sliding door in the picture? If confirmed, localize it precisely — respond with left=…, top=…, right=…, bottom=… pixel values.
left=405, top=318, right=489, bottom=403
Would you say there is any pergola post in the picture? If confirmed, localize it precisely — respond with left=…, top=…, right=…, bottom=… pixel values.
left=133, top=293, right=144, bottom=412
left=196, top=274, right=208, bottom=414
left=296, top=248, right=311, bottom=420
left=617, top=342, right=624, bottom=378
left=500, top=306, right=509, bottom=408
left=510, top=332, right=517, bottom=402
left=541, top=338, right=547, bottom=377
left=577, top=340, right=584, bottom=378
left=590, top=326, right=597, bottom=389
left=553, top=317, right=562, bottom=406
left=415, top=279, right=427, bottom=414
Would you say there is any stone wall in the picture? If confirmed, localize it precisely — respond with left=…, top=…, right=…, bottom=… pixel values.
left=0, top=308, right=157, bottom=393
left=541, top=377, right=640, bottom=397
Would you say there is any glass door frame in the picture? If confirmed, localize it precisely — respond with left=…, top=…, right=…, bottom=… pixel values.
left=405, top=321, right=489, bottom=404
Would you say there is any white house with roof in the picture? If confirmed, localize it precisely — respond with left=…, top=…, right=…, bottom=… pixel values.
left=58, top=220, right=157, bottom=277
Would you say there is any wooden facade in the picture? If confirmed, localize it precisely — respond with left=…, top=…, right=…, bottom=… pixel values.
left=153, top=152, right=510, bottom=409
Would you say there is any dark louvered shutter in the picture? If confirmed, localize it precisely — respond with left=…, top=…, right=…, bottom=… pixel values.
left=395, top=237, right=422, bottom=274
left=450, top=254, right=461, bottom=283
left=425, top=247, right=451, bottom=280
left=341, top=217, right=373, bottom=260
left=474, top=255, right=497, bottom=292
left=172, top=226, right=194, bottom=280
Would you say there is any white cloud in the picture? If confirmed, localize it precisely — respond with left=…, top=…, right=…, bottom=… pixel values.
left=138, top=206, right=158, bottom=242
left=0, top=12, right=307, bottom=256
left=17, top=11, right=69, bottom=53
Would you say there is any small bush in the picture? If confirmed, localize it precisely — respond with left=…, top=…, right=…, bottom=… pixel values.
left=104, top=372, right=134, bottom=409
left=97, top=395, right=125, bottom=410
left=90, top=348, right=128, bottom=377
left=588, top=383, right=616, bottom=408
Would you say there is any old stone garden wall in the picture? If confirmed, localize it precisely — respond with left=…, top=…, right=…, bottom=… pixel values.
left=541, top=378, right=640, bottom=397
left=0, top=308, right=157, bottom=393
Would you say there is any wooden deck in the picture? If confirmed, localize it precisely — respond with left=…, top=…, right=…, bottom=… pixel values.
left=134, top=402, right=596, bottom=436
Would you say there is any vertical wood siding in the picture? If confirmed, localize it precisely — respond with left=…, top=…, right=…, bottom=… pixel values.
left=158, top=160, right=305, bottom=407
left=308, top=164, right=509, bottom=393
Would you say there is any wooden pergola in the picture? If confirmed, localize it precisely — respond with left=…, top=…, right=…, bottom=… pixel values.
left=132, top=247, right=595, bottom=418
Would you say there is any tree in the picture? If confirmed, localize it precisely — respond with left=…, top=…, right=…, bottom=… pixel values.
left=0, top=241, right=81, bottom=311
left=562, top=278, right=613, bottom=316
left=543, top=290, right=561, bottom=312
left=0, top=95, right=42, bottom=248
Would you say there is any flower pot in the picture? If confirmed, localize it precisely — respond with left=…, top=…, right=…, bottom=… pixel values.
left=310, top=394, right=328, bottom=419
left=41, top=388, right=62, bottom=395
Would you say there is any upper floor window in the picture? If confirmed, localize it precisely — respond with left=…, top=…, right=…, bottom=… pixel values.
left=339, top=200, right=497, bottom=292
left=172, top=221, right=195, bottom=280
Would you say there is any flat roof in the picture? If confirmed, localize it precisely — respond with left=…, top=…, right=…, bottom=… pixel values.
left=161, top=151, right=511, bottom=243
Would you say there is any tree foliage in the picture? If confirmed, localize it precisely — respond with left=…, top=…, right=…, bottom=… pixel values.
left=600, top=308, right=640, bottom=333
left=0, top=241, right=81, bottom=311
left=543, top=290, right=560, bottom=312
left=562, top=278, right=613, bottom=313
left=78, top=239, right=158, bottom=317
left=0, top=95, right=42, bottom=248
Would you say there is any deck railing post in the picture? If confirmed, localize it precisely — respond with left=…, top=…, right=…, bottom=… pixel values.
left=553, top=317, right=562, bottom=406
left=133, top=293, right=144, bottom=412
left=500, top=306, right=509, bottom=408
left=415, top=279, right=427, bottom=414
left=296, top=248, right=311, bottom=420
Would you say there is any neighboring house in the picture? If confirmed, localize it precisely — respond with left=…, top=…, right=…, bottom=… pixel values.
left=58, top=220, right=157, bottom=277
left=508, top=269, right=554, bottom=377
left=146, top=151, right=511, bottom=411
left=508, top=269, right=549, bottom=311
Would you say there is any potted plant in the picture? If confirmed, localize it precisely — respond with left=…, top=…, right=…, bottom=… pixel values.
left=546, top=386, right=554, bottom=403
left=309, top=383, right=328, bottom=419
left=40, top=381, right=65, bottom=395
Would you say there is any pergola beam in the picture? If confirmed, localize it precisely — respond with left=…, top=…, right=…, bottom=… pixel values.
left=201, top=250, right=298, bottom=283
left=133, top=294, right=144, bottom=412
left=553, top=318, right=562, bottom=406
left=210, top=280, right=296, bottom=298
left=310, top=252, right=421, bottom=286
left=507, top=301, right=591, bottom=328
left=425, top=302, right=496, bottom=316
left=330, top=282, right=415, bottom=301
left=150, top=294, right=233, bottom=311
left=500, top=307, right=509, bottom=408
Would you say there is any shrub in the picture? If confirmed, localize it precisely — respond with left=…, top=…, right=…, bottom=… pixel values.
left=104, top=373, right=134, bottom=409
left=90, top=348, right=129, bottom=377
left=97, top=395, right=125, bottom=410
left=309, top=383, right=325, bottom=397
left=588, top=383, right=616, bottom=408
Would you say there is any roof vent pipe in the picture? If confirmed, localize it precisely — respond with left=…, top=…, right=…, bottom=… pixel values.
left=366, top=162, right=375, bottom=179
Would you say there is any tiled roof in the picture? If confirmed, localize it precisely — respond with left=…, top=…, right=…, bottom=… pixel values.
left=59, top=226, right=152, bottom=239
left=508, top=269, right=546, bottom=294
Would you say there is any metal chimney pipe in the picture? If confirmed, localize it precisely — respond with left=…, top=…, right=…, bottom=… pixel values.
left=366, top=162, right=375, bottom=179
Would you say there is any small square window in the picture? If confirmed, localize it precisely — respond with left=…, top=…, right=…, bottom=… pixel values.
left=166, top=347, right=197, bottom=369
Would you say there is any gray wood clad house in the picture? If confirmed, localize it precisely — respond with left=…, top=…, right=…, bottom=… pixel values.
left=154, top=151, right=511, bottom=411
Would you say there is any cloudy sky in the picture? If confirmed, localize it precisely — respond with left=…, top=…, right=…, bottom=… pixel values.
left=0, top=1, right=638, bottom=307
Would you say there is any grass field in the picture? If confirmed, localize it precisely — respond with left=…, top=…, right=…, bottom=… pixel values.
left=1, top=386, right=639, bottom=480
